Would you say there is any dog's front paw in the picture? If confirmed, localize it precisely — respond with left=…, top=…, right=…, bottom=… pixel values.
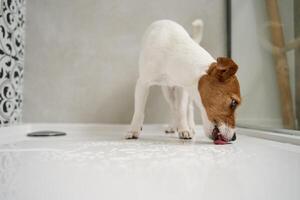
left=125, top=131, right=140, bottom=139
left=165, top=127, right=176, bottom=134
left=178, top=130, right=194, bottom=140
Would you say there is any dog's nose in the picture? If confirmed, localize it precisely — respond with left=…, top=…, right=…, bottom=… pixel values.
left=231, top=133, right=236, bottom=141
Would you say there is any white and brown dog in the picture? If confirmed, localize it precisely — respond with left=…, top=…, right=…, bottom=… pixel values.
left=126, top=20, right=241, bottom=142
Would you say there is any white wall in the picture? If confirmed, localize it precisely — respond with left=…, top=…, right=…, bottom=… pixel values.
left=23, top=0, right=227, bottom=123
left=232, top=0, right=295, bottom=128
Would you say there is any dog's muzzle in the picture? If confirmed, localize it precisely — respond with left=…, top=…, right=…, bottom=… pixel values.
left=212, top=126, right=236, bottom=142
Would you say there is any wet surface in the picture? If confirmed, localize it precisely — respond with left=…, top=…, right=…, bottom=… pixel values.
left=0, top=128, right=300, bottom=200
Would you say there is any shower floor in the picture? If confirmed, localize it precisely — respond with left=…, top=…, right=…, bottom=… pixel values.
left=0, top=124, right=300, bottom=200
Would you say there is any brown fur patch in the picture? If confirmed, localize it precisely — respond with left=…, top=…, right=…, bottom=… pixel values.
left=198, top=57, right=241, bottom=128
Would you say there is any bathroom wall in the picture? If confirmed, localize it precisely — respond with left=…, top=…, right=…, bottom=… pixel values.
left=232, top=0, right=295, bottom=128
left=23, top=0, right=227, bottom=123
left=0, top=0, right=25, bottom=125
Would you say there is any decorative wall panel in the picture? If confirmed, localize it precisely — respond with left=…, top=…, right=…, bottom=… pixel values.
left=0, top=0, right=25, bottom=125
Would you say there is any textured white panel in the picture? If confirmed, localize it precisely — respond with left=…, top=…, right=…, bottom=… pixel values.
left=0, top=0, right=25, bottom=125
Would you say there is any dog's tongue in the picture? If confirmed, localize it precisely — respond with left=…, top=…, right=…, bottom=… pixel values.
left=214, top=137, right=228, bottom=145
left=212, top=127, right=229, bottom=145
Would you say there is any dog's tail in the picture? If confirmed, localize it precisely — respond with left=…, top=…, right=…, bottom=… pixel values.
left=191, top=19, right=204, bottom=44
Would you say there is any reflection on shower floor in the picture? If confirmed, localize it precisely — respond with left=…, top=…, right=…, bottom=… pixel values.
left=0, top=125, right=300, bottom=200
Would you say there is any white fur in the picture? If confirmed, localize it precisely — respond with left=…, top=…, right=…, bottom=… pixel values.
left=126, top=20, right=233, bottom=140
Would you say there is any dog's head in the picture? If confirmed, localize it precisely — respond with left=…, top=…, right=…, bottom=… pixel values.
left=198, top=57, right=241, bottom=142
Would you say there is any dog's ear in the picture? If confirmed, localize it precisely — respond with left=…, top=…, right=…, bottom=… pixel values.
left=207, top=57, right=238, bottom=82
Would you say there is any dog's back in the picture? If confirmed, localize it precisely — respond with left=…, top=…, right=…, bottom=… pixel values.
left=138, top=20, right=214, bottom=87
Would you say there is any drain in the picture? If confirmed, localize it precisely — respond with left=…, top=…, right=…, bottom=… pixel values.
left=27, top=131, right=67, bottom=137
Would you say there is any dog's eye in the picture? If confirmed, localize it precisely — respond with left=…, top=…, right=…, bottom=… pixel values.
left=230, top=99, right=238, bottom=109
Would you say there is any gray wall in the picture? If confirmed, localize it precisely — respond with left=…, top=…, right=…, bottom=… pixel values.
left=23, top=0, right=226, bottom=123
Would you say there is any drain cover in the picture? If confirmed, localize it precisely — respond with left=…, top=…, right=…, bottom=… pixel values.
left=27, top=131, right=67, bottom=137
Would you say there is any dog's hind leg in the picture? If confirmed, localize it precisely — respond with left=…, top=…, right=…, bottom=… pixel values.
left=161, top=86, right=177, bottom=134
left=126, top=79, right=149, bottom=139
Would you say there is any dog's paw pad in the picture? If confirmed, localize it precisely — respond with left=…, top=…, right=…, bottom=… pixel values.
left=125, top=131, right=139, bottom=139
left=165, top=127, right=176, bottom=134
left=178, top=130, right=193, bottom=139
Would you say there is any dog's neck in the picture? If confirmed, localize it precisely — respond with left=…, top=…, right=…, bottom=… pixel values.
left=185, top=72, right=208, bottom=110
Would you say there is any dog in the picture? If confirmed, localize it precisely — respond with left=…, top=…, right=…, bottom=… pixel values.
left=126, top=20, right=241, bottom=142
